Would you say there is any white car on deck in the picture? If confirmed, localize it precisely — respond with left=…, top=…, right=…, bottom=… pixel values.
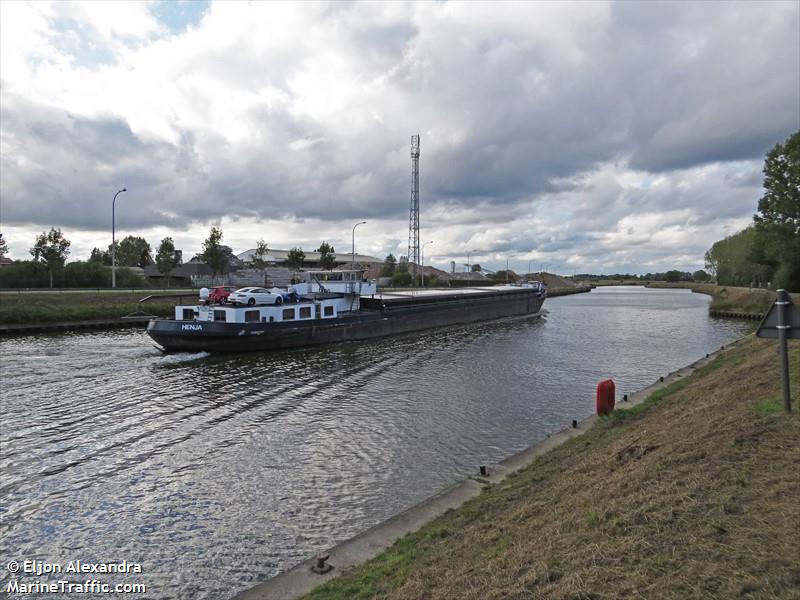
left=229, top=287, right=284, bottom=306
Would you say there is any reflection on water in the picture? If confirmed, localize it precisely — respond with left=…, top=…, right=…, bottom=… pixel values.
left=0, top=287, right=751, bottom=599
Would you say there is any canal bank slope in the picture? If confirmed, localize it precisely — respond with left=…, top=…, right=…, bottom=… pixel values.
left=293, top=335, right=799, bottom=600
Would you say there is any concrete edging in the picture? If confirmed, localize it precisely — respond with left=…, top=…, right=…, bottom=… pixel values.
left=0, top=317, right=152, bottom=336
left=232, top=335, right=748, bottom=600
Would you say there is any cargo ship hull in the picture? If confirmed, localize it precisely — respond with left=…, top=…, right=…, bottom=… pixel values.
left=147, top=286, right=545, bottom=353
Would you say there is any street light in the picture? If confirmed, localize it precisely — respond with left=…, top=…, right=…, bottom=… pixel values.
left=111, top=187, right=127, bottom=288
left=421, top=240, right=433, bottom=287
left=351, top=221, right=366, bottom=268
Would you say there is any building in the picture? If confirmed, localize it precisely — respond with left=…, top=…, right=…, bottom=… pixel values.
left=236, top=248, right=383, bottom=268
left=143, top=248, right=384, bottom=288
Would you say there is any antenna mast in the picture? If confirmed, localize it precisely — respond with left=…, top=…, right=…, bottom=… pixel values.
left=408, top=134, right=420, bottom=286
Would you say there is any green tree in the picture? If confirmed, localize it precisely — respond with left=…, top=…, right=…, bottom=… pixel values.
left=89, top=247, right=112, bottom=265
left=155, top=237, right=181, bottom=287
left=286, top=247, right=306, bottom=272
left=692, top=269, right=710, bottom=282
left=705, top=227, right=767, bottom=287
left=380, top=254, right=397, bottom=277
left=30, top=227, right=71, bottom=288
left=250, top=239, right=270, bottom=286
left=201, top=226, right=228, bottom=284
left=316, top=241, right=336, bottom=270
left=754, top=130, right=800, bottom=290
left=392, top=261, right=411, bottom=286
left=116, top=235, right=152, bottom=267
left=0, top=232, right=8, bottom=257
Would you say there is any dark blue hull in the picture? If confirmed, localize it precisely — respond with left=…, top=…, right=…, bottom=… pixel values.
left=147, top=287, right=545, bottom=353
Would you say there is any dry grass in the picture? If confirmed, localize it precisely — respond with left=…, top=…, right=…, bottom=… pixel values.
left=305, top=336, right=800, bottom=600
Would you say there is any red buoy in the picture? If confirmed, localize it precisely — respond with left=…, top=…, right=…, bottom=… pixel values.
left=596, top=379, right=616, bottom=415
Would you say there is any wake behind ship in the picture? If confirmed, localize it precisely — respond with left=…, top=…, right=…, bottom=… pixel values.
left=146, top=270, right=546, bottom=353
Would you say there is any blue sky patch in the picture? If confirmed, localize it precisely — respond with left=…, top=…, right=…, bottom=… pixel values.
left=150, top=0, right=210, bottom=34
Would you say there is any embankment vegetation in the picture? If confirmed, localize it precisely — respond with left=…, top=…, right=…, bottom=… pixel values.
left=304, top=335, right=799, bottom=600
left=0, top=260, right=148, bottom=289
left=0, top=291, right=177, bottom=325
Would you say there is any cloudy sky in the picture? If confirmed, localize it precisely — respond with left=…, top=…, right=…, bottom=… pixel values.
left=1, top=1, right=798, bottom=274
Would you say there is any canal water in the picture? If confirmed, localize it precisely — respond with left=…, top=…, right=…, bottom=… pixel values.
left=0, top=287, right=751, bottom=599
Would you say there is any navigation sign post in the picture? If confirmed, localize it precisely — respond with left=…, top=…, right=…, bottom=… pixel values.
left=756, top=289, right=799, bottom=413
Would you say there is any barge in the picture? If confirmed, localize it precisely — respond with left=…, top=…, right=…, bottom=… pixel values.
left=146, top=270, right=546, bottom=353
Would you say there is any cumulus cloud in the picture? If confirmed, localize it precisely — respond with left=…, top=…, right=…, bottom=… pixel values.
left=0, top=0, right=797, bottom=273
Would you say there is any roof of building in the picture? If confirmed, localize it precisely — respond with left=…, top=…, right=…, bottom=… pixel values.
left=236, top=248, right=383, bottom=264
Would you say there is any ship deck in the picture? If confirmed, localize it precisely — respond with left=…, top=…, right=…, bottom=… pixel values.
left=360, top=285, right=541, bottom=310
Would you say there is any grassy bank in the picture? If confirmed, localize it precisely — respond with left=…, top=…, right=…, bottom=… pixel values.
left=693, top=284, right=776, bottom=316
left=304, top=335, right=799, bottom=600
left=0, top=291, right=182, bottom=324
left=646, top=283, right=781, bottom=316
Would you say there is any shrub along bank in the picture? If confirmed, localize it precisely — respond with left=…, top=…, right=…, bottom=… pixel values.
left=303, top=335, right=799, bottom=600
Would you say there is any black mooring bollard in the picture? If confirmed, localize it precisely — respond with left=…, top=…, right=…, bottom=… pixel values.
left=623, top=394, right=628, bottom=402
left=660, top=376, right=664, bottom=382
left=311, top=552, right=332, bottom=574
left=572, top=419, right=578, bottom=429
left=479, top=466, right=488, bottom=476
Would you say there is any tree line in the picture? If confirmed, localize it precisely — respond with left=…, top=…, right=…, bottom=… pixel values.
left=705, top=130, right=799, bottom=291
left=0, top=229, right=183, bottom=289
left=0, top=224, right=350, bottom=288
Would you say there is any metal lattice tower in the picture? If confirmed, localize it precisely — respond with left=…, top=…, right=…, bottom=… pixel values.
left=408, top=134, right=420, bottom=285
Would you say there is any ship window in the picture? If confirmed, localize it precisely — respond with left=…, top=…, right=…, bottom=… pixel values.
left=245, top=310, right=260, bottom=323
left=182, top=308, right=195, bottom=320
left=299, top=307, right=311, bottom=319
left=282, top=308, right=295, bottom=320
left=214, top=310, right=227, bottom=322
left=324, top=305, right=334, bottom=317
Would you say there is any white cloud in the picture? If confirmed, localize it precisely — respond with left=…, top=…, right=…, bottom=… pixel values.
left=1, top=0, right=797, bottom=274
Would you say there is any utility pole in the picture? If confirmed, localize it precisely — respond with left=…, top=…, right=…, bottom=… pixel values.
left=408, top=135, right=420, bottom=287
